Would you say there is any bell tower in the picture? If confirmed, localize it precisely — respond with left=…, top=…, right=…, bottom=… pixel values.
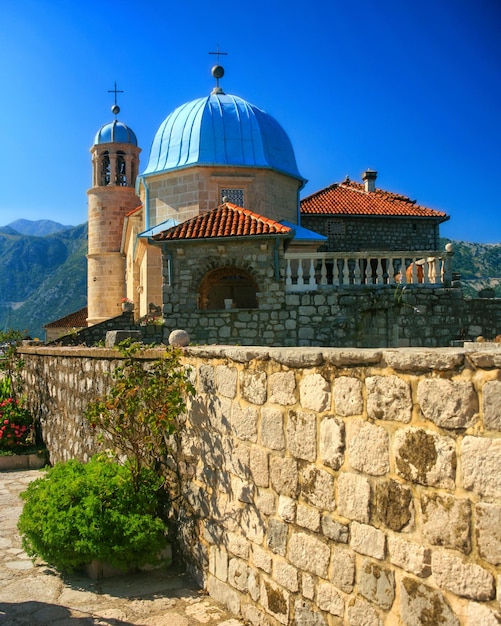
left=87, top=88, right=141, bottom=326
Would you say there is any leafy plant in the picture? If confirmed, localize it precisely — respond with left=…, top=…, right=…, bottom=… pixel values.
left=84, top=341, right=194, bottom=490
left=0, top=398, right=33, bottom=450
left=0, top=329, right=26, bottom=400
left=18, top=455, right=167, bottom=572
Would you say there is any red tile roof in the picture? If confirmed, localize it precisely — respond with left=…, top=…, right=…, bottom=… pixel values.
left=152, top=203, right=293, bottom=241
left=44, top=307, right=88, bottom=329
left=300, top=179, right=449, bottom=221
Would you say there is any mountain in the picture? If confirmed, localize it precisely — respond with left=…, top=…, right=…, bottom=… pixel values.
left=0, top=223, right=87, bottom=339
left=441, top=238, right=501, bottom=298
left=5, top=219, right=73, bottom=237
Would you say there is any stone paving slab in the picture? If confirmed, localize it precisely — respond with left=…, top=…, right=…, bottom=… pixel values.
left=0, top=469, right=245, bottom=625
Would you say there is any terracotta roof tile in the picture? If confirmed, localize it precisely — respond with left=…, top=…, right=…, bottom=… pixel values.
left=300, top=180, right=449, bottom=221
left=152, top=203, right=293, bottom=241
left=44, top=307, right=88, bottom=329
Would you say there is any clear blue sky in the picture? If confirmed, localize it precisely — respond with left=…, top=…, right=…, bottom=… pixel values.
left=0, top=0, right=499, bottom=243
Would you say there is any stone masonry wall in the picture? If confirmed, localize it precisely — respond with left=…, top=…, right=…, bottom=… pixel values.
left=19, top=344, right=501, bottom=625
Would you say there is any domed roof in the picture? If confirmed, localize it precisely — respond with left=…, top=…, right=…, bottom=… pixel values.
left=94, top=120, right=138, bottom=146
left=142, top=93, right=303, bottom=181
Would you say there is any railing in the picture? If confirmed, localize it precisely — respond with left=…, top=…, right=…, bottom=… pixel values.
left=284, top=250, right=452, bottom=292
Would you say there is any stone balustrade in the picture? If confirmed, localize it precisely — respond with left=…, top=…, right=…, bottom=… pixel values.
left=284, top=250, right=453, bottom=291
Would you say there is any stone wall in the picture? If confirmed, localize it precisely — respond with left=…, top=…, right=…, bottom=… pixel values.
left=19, top=344, right=501, bottom=625
left=300, top=215, right=440, bottom=252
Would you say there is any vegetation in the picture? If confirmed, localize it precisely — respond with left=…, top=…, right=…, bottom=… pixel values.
left=18, top=456, right=167, bottom=572
left=0, top=330, right=38, bottom=455
left=84, top=340, right=195, bottom=490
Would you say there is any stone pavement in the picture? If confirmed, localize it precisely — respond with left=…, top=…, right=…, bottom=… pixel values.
left=0, top=469, right=245, bottom=626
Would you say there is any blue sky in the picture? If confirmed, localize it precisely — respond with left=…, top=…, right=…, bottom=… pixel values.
left=0, top=0, right=499, bottom=243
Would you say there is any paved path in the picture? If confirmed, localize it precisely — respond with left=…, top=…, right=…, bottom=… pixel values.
left=0, top=469, right=245, bottom=626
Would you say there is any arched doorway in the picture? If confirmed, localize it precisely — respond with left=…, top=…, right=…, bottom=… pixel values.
left=198, top=267, right=258, bottom=310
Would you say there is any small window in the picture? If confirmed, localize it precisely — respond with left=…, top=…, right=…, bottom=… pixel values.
left=221, top=188, right=245, bottom=207
left=101, top=152, right=110, bottom=186
left=326, top=219, right=345, bottom=236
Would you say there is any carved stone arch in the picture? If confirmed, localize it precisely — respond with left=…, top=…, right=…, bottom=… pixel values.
left=198, top=264, right=259, bottom=310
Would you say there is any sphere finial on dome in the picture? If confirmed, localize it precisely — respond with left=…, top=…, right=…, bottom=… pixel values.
left=209, top=46, right=228, bottom=95
left=108, top=82, right=123, bottom=118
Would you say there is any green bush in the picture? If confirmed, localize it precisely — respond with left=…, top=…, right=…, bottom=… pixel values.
left=18, top=455, right=167, bottom=572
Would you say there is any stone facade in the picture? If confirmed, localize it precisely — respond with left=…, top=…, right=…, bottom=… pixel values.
left=19, top=344, right=501, bottom=625
left=140, top=166, right=301, bottom=228
left=300, top=215, right=441, bottom=252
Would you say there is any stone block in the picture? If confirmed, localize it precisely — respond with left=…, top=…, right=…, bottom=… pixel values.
left=331, top=545, right=355, bottom=593
left=252, top=545, right=272, bottom=573
left=394, top=427, right=456, bottom=489
left=240, top=370, right=267, bottom=405
left=240, top=507, right=265, bottom=545
left=226, top=532, right=250, bottom=559
left=231, top=403, right=258, bottom=442
left=277, top=495, right=296, bottom=522
left=261, top=407, right=285, bottom=450
left=294, top=599, right=328, bottom=626
left=105, top=330, right=142, bottom=348
left=207, top=576, right=241, bottom=616
left=301, top=573, right=315, bottom=600
left=431, top=549, right=495, bottom=600
left=475, top=502, right=501, bottom=565
left=337, top=472, right=370, bottom=523
left=215, top=364, right=238, bottom=398
left=421, top=493, right=471, bottom=553
left=366, top=375, right=412, bottom=422
left=296, top=503, right=321, bottom=532
left=467, top=602, right=501, bottom=626
left=198, top=363, right=215, bottom=393
left=274, top=559, right=299, bottom=592
left=270, top=456, right=298, bottom=497
left=461, top=436, right=501, bottom=497
left=286, top=410, right=317, bottom=461
left=333, top=376, right=363, bottom=416
left=387, top=535, right=431, bottom=578
left=375, top=479, right=413, bottom=531
left=250, top=446, right=269, bottom=487
left=267, top=519, right=288, bottom=556
left=350, top=522, right=385, bottom=560
left=347, top=597, right=383, bottom=626
left=319, top=415, right=345, bottom=470
left=209, top=545, right=228, bottom=581
left=288, top=531, right=330, bottom=578
left=300, top=465, right=336, bottom=511
left=399, top=578, right=459, bottom=626
left=255, top=490, right=275, bottom=516
left=321, top=516, right=349, bottom=543
left=261, top=578, right=290, bottom=625
left=228, top=557, right=251, bottom=592
left=316, top=582, right=344, bottom=616
left=299, top=373, right=331, bottom=412
left=347, top=419, right=389, bottom=475
left=483, top=380, right=501, bottom=430
left=268, top=371, right=297, bottom=405
left=417, top=379, right=478, bottom=429
left=358, top=559, right=395, bottom=610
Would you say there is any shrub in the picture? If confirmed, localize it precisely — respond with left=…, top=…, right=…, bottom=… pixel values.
left=84, top=341, right=194, bottom=489
left=0, top=398, right=33, bottom=450
left=18, top=455, right=167, bottom=572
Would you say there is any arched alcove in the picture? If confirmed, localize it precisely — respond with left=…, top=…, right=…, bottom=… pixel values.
left=198, top=267, right=258, bottom=310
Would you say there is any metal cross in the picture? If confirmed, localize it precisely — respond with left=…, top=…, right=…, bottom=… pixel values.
left=108, top=82, right=124, bottom=106
left=209, top=46, right=228, bottom=63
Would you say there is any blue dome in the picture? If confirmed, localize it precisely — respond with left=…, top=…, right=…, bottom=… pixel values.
left=142, top=93, right=303, bottom=180
left=94, top=120, right=138, bottom=146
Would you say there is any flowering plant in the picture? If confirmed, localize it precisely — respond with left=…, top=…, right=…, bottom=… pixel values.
left=121, top=297, right=132, bottom=304
left=0, top=398, right=33, bottom=450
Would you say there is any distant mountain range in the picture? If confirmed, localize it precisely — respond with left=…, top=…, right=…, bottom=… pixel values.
left=0, top=220, right=87, bottom=340
left=0, top=220, right=498, bottom=340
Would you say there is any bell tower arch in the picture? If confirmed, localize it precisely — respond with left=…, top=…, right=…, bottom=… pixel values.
left=87, top=95, right=141, bottom=326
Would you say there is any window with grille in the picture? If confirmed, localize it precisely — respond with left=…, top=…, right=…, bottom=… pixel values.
left=326, top=219, right=345, bottom=236
left=221, top=188, right=245, bottom=207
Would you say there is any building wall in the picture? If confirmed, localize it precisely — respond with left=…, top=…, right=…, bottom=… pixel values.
left=19, top=344, right=501, bottom=626
left=141, top=166, right=301, bottom=227
left=300, top=215, right=440, bottom=252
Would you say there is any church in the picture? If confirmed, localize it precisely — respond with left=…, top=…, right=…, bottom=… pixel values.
left=79, top=62, right=462, bottom=347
